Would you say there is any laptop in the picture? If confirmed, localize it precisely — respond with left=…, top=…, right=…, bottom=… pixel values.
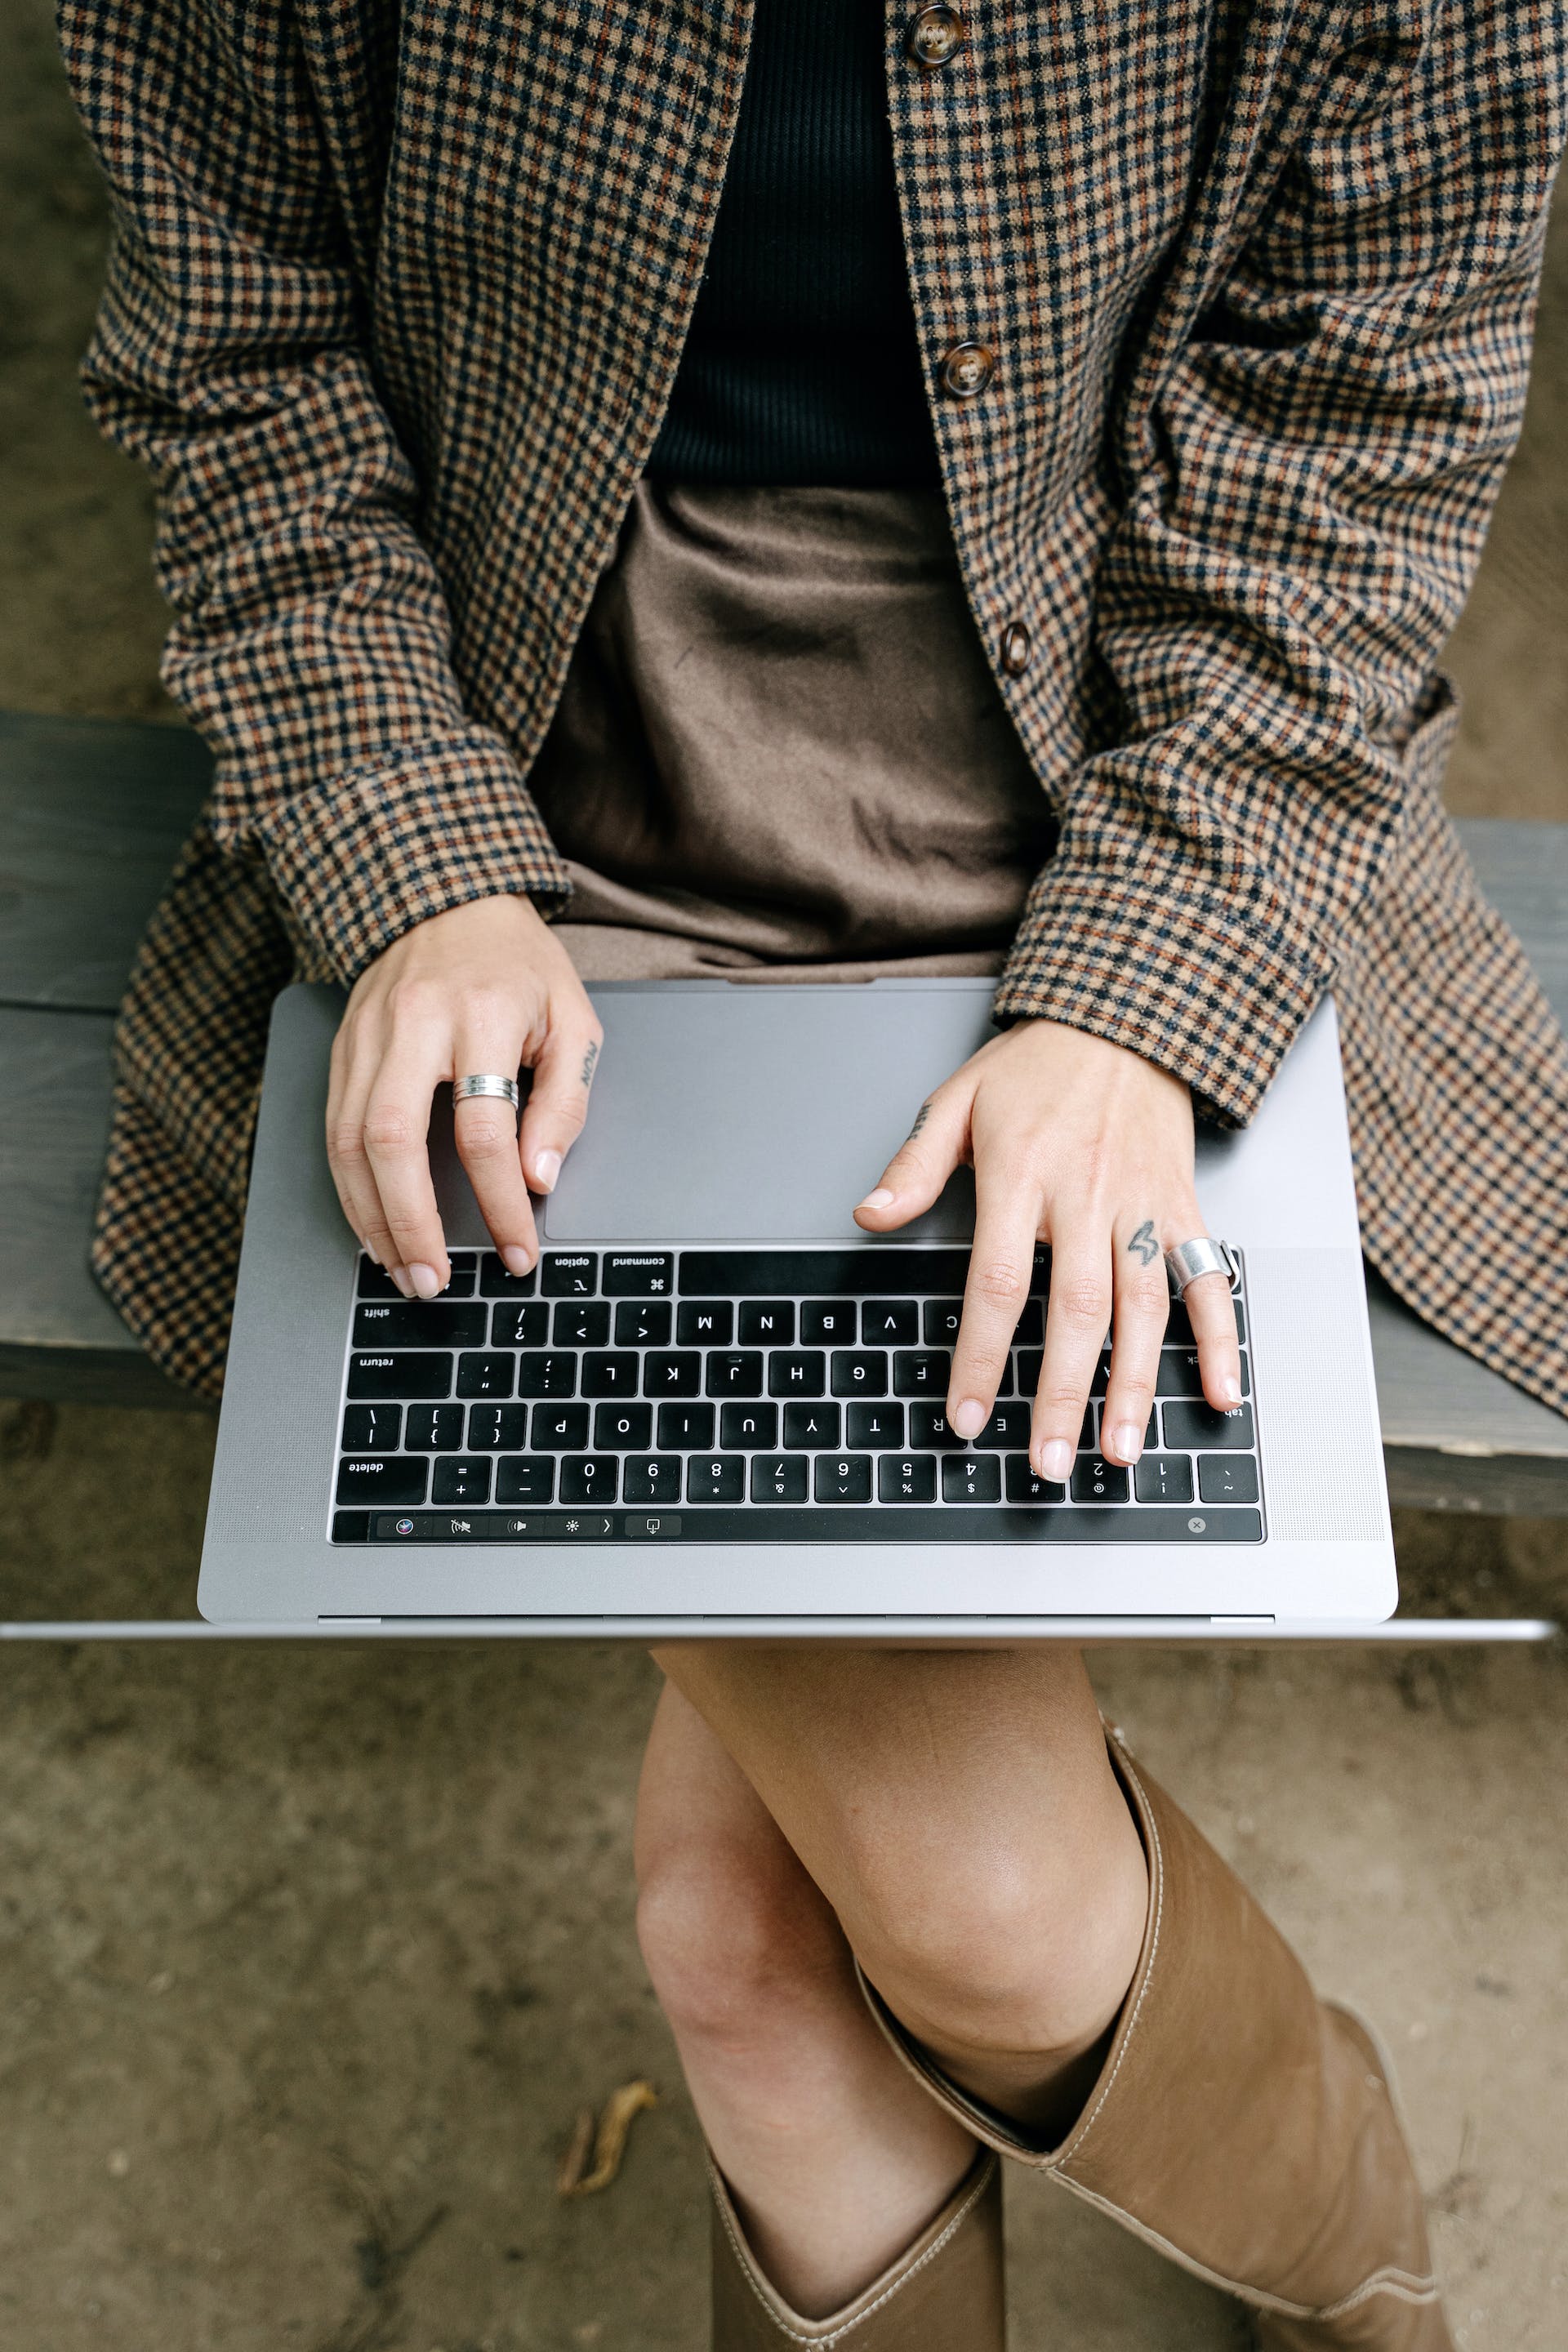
left=184, top=973, right=1456, bottom=1638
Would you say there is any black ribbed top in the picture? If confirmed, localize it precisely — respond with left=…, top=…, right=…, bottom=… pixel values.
left=646, top=0, right=941, bottom=488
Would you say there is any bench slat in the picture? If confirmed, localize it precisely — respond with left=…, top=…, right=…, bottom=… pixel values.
left=2, top=713, right=1566, bottom=1500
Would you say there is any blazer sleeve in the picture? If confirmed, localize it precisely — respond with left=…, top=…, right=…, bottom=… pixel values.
left=994, top=3, right=1566, bottom=1125
left=58, top=0, right=572, bottom=983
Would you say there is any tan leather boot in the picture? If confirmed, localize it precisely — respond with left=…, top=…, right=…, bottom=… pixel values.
left=710, top=2147, right=1004, bottom=2348
left=858, top=1731, right=1451, bottom=2351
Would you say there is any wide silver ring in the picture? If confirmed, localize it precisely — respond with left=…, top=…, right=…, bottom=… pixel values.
left=455, top=1071, right=520, bottom=1114
left=1164, top=1236, right=1238, bottom=1298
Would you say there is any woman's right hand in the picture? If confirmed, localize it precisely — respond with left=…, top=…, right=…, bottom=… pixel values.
left=326, top=893, right=602, bottom=1298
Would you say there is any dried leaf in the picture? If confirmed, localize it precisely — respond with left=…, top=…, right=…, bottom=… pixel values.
left=555, top=2106, right=596, bottom=2197
left=559, top=2080, right=657, bottom=2198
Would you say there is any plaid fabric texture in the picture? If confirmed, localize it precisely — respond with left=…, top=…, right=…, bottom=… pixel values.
left=59, top=0, right=1568, bottom=1410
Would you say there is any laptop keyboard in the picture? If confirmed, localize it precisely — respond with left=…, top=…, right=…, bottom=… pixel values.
left=331, top=1248, right=1262, bottom=1546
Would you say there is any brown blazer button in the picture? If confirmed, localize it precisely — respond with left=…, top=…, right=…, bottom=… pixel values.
left=906, top=5, right=964, bottom=69
left=939, top=340, right=996, bottom=399
left=1001, top=621, right=1032, bottom=676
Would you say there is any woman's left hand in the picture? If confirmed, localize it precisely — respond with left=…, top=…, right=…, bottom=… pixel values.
left=853, top=1021, right=1241, bottom=1482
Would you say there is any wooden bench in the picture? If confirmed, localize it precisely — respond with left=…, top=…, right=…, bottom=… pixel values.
left=3, top=710, right=1566, bottom=1512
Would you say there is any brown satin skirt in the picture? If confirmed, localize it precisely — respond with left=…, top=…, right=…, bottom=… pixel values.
left=528, top=483, right=1055, bottom=982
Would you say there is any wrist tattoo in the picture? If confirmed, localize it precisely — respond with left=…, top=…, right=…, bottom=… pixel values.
left=1127, top=1219, right=1160, bottom=1267
left=580, top=1039, right=599, bottom=1089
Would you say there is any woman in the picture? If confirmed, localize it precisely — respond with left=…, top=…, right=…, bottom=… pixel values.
left=61, top=0, right=1568, bottom=2343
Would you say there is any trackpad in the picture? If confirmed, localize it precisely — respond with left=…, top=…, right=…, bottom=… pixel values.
left=528, top=984, right=996, bottom=1244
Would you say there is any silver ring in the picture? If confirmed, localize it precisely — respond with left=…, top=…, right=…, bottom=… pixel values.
left=1164, top=1236, right=1238, bottom=1298
left=455, top=1072, right=520, bottom=1113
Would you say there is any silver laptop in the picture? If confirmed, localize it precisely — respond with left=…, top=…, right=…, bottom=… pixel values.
left=190, top=975, right=1425, bottom=1637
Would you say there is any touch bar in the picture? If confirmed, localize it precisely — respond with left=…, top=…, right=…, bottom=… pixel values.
left=367, top=1505, right=1264, bottom=1544
left=676, top=1250, right=1045, bottom=1296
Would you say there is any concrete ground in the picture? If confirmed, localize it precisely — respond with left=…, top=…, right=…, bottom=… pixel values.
left=2, top=3, right=1566, bottom=2345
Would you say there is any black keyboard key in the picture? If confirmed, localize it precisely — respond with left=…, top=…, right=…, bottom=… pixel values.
left=677, top=1301, right=733, bottom=1347
left=739, top=1300, right=795, bottom=1346
left=706, top=1352, right=764, bottom=1397
left=615, top=1298, right=671, bottom=1347
left=644, top=1350, right=702, bottom=1397
left=1017, top=1348, right=1042, bottom=1392
left=1199, top=1454, right=1260, bottom=1503
left=861, top=1300, right=917, bottom=1344
left=658, top=1402, right=715, bottom=1450
left=553, top=1300, right=611, bottom=1347
left=1156, top=1349, right=1250, bottom=1398
left=496, top=1457, right=555, bottom=1503
left=332, top=1511, right=370, bottom=1543
left=404, top=1402, right=465, bottom=1451
left=466, top=1403, right=528, bottom=1450
left=623, top=1454, right=683, bottom=1503
left=768, top=1351, right=826, bottom=1398
left=603, top=1251, right=674, bottom=1297
left=922, top=1299, right=963, bottom=1344
left=1089, top=1352, right=1111, bottom=1399
left=800, top=1299, right=858, bottom=1344
left=908, top=1405, right=967, bottom=1451
left=358, top=1253, right=475, bottom=1300
left=354, top=1300, right=487, bottom=1349
left=1136, top=1453, right=1195, bottom=1503
left=444, top=1253, right=478, bottom=1293
left=1165, top=1294, right=1246, bottom=1348
left=348, top=1352, right=452, bottom=1400
left=1072, top=1454, right=1130, bottom=1503
left=831, top=1350, right=888, bottom=1397
left=479, top=1254, right=537, bottom=1297
left=515, top=1351, right=577, bottom=1398
left=541, top=1252, right=599, bottom=1297
left=582, top=1351, right=639, bottom=1397
left=878, top=1453, right=936, bottom=1503
left=342, top=1402, right=402, bottom=1451
left=848, top=1401, right=904, bottom=1448
left=530, top=1403, right=591, bottom=1450
left=492, top=1300, right=549, bottom=1348
left=722, top=1402, right=778, bottom=1450
left=457, top=1352, right=515, bottom=1400
left=560, top=1455, right=618, bottom=1503
left=1004, top=1459, right=1066, bottom=1503
left=357, top=1257, right=403, bottom=1298
left=784, top=1403, right=840, bottom=1450
left=813, top=1454, right=872, bottom=1503
left=1162, top=1401, right=1254, bottom=1450
left=336, top=1455, right=427, bottom=1506
left=751, top=1454, right=808, bottom=1503
left=595, top=1403, right=653, bottom=1450
left=942, top=1454, right=1002, bottom=1503
left=977, top=1401, right=1031, bottom=1448
left=688, top=1454, right=746, bottom=1503
left=1013, top=1298, right=1044, bottom=1344
left=893, top=1350, right=950, bottom=1396
left=432, top=1456, right=492, bottom=1504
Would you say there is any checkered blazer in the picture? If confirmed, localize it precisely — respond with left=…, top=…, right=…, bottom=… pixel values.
left=60, top=0, right=1568, bottom=1410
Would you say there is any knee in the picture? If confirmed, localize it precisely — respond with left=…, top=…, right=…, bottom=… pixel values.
left=636, top=1829, right=844, bottom=2055
left=848, top=1806, right=1147, bottom=2066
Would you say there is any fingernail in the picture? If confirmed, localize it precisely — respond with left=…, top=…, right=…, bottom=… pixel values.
left=1040, top=1438, right=1074, bottom=1483
left=501, top=1245, right=534, bottom=1277
left=390, top=1266, right=415, bottom=1300
left=950, top=1398, right=987, bottom=1441
left=1111, top=1421, right=1143, bottom=1464
left=533, top=1149, right=562, bottom=1195
left=857, top=1187, right=895, bottom=1213
left=408, top=1262, right=442, bottom=1301
left=1219, top=1374, right=1242, bottom=1406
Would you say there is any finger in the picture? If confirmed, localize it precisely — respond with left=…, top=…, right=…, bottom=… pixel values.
left=1099, top=1212, right=1172, bottom=1467
left=1029, top=1226, right=1112, bottom=1485
left=1182, top=1254, right=1243, bottom=1412
left=327, top=1016, right=414, bottom=1297
left=853, top=1083, right=972, bottom=1231
left=452, top=1034, right=537, bottom=1278
left=517, top=1005, right=604, bottom=1195
left=361, top=1023, right=452, bottom=1298
left=947, top=1162, right=1043, bottom=1441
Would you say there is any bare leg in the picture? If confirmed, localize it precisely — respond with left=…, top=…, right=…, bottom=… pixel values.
left=636, top=1682, right=977, bottom=2314
left=635, top=1644, right=1147, bottom=2316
